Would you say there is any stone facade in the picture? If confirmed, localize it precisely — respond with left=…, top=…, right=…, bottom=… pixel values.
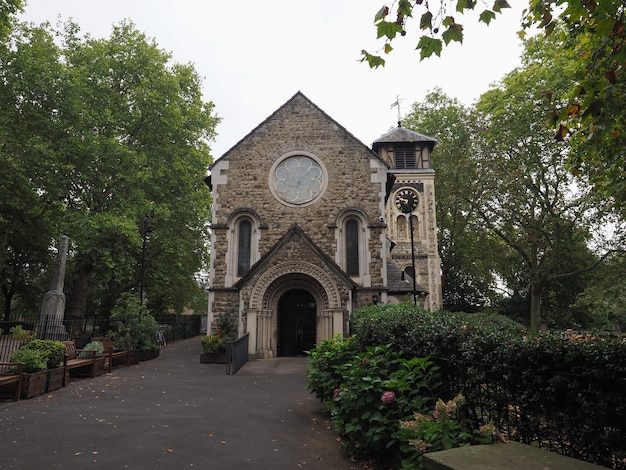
left=208, top=92, right=441, bottom=357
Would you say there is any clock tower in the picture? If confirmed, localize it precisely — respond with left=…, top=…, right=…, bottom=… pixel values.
left=373, top=125, right=442, bottom=311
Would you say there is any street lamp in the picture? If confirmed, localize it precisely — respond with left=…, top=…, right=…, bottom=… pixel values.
left=396, top=192, right=418, bottom=307
left=408, top=210, right=417, bottom=306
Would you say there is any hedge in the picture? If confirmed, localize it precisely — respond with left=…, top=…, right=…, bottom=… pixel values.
left=350, top=305, right=626, bottom=468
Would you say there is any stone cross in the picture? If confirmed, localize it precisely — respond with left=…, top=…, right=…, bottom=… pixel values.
left=38, top=235, right=70, bottom=340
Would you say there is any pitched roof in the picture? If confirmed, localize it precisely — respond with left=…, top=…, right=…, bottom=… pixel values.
left=386, top=261, right=429, bottom=294
left=210, top=91, right=388, bottom=169
left=373, top=125, right=437, bottom=148
left=234, top=223, right=356, bottom=290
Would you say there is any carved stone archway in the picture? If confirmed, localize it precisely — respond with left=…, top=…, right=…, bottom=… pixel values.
left=246, top=262, right=345, bottom=357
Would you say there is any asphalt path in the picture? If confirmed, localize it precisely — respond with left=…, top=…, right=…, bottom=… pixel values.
left=0, top=337, right=364, bottom=470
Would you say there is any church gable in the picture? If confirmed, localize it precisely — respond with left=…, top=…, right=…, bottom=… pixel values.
left=234, top=224, right=355, bottom=291
left=214, top=91, right=382, bottom=165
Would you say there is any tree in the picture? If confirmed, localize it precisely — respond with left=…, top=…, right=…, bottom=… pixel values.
left=472, top=31, right=618, bottom=331
left=363, top=1, right=626, bottom=209
left=403, top=89, right=502, bottom=312
left=0, top=0, right=23, bottom=39
left=571, top=253, right=626, bottom=330
left=0, top=22, right=66, bottom=320
left=1, top=20, right=219, bottom=321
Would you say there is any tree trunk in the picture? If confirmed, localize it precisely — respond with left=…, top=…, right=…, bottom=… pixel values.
left=529, top=281, right=542, bottom=331
left=2, top=285, right=13, bottom=322
left=65, top=254, right=93, bottom=321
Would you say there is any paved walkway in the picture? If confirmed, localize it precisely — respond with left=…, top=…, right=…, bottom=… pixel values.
left=0, top=337, right=363, bottom=469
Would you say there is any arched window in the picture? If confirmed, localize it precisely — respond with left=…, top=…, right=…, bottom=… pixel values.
left=237, top=219, right=252, bottom=277
left=227, top=212, right=261, bottom=285
left=345, top=219, right=359, bottom=276
left=335, top=211, right=369, bottom=282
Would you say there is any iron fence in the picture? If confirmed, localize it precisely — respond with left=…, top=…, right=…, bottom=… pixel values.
left=433, top=356, right=626, bottom=469
left=226, top=333, right=249, bottom=375
left=1, top=313, right=203, bottom=358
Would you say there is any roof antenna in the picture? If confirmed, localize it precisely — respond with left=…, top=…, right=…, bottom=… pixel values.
left=390, top=95, right=403, bottom=127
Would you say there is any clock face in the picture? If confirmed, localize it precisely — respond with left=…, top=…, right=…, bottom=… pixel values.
left=272, top=155, right=324, bottom=205
left=395, top=188, right=418, bottom=213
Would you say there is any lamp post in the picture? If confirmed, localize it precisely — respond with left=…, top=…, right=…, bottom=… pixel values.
left=399, top=197, right=418, bottom=306
left=139, top=209, right=155, bottom=306
left=408, top=209, right=417, bottom=306
left=206, top=282, right=213, bottom=336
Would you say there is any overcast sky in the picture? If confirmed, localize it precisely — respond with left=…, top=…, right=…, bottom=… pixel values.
left=20, top=1, right=527, bottom=159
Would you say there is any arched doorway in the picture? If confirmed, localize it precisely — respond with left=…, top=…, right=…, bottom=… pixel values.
left=278, top=289, right=316, bottom=356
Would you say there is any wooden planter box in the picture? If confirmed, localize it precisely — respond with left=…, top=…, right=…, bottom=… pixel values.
left=70, top=356, right=106, bottom=378
left=128, top=349, right=141, bottom=364
left=21, top=370, right=47, bottom=399
left=200, top=352, right=228, bottom=364
left=140, top=349, right=159, bottom=361
left=94, top=356, right=106, bottom=376
left=46, top=367, right=65, bottom=392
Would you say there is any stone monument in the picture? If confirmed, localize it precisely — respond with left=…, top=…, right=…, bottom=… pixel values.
left=38, top=235, right=70, bottom=340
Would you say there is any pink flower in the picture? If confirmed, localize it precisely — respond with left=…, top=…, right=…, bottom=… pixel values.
left=381, top=391, right=396, bottom=404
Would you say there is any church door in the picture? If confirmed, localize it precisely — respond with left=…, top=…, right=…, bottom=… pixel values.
left=278, top=289, right=316, bottom=356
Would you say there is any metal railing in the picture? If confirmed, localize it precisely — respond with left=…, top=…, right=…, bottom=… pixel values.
left=432, top=356, right=626, bottom=469
left=226, top=333, right=249, bottom=375
left=1, top=314, right=203, bottom=354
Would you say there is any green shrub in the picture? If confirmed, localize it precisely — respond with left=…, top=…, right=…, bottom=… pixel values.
left=350, top=304, right=626, bottom=467
left=306, top=334, right=360, bottom=402
left=212, top=313, right=237, bottom=341
left=79, top=341, right=104, bottom=358
left=21, top=339, right=66, bottom=368
left=201, top=334, right=224, bottom=354
left=9, top=348, right=47, bottom=373
left=10, top=325, right=32, bottom=342
left=329, top=345, right=439, bottom=463
left=396, top=394, right=493, bottom=469
left=108, top=292, right=159, bottom=350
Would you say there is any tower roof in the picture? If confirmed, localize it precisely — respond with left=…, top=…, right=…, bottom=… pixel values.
left=373, top=125, right=437, bottom=149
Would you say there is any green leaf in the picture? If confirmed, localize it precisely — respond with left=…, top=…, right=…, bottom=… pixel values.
left=456, top=0, right=477, bottom=13
left=360, top=50, right=386, bottom=68
left=376, top=20, right=403, bottom=40
left=442, top=24, right=464, bottom=45
left=492, top=0, right=511, bottom=13
left=479, top=10, right=497, bottom=25
left=420, top=11, right=433, bottom=30
left=442, top=16, right=456, bottom=27
left=417, top=36, right=443, bottom=59
left=398, top=0, right=413, bottom=18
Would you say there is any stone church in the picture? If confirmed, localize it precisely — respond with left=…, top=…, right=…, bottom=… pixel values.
left=206, top=92, right=441, bottom=357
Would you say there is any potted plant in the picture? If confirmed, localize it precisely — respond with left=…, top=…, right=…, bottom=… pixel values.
left=9, top=348, right=48, bottom=398
left=108, top=292, right=159, bottom=363
left=20, top=339, right=66, bottom=392
left=200, top=313, right=237, bottom=364
left=200, top=334, right=227, bottom=363
left=135, top=314, right=159, bottom=361
left=78, top=341, right=106, bottom=376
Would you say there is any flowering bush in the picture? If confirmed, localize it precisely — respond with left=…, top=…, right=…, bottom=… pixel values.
left=306, top=334, right=360, bottom=402
left=201, top=334, right=224, bottom=354
left=328, top=345, right=438, bottom=462
left=396, top=394, right=493, bottom=469
left=381, top=391, right=396, bottom=404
